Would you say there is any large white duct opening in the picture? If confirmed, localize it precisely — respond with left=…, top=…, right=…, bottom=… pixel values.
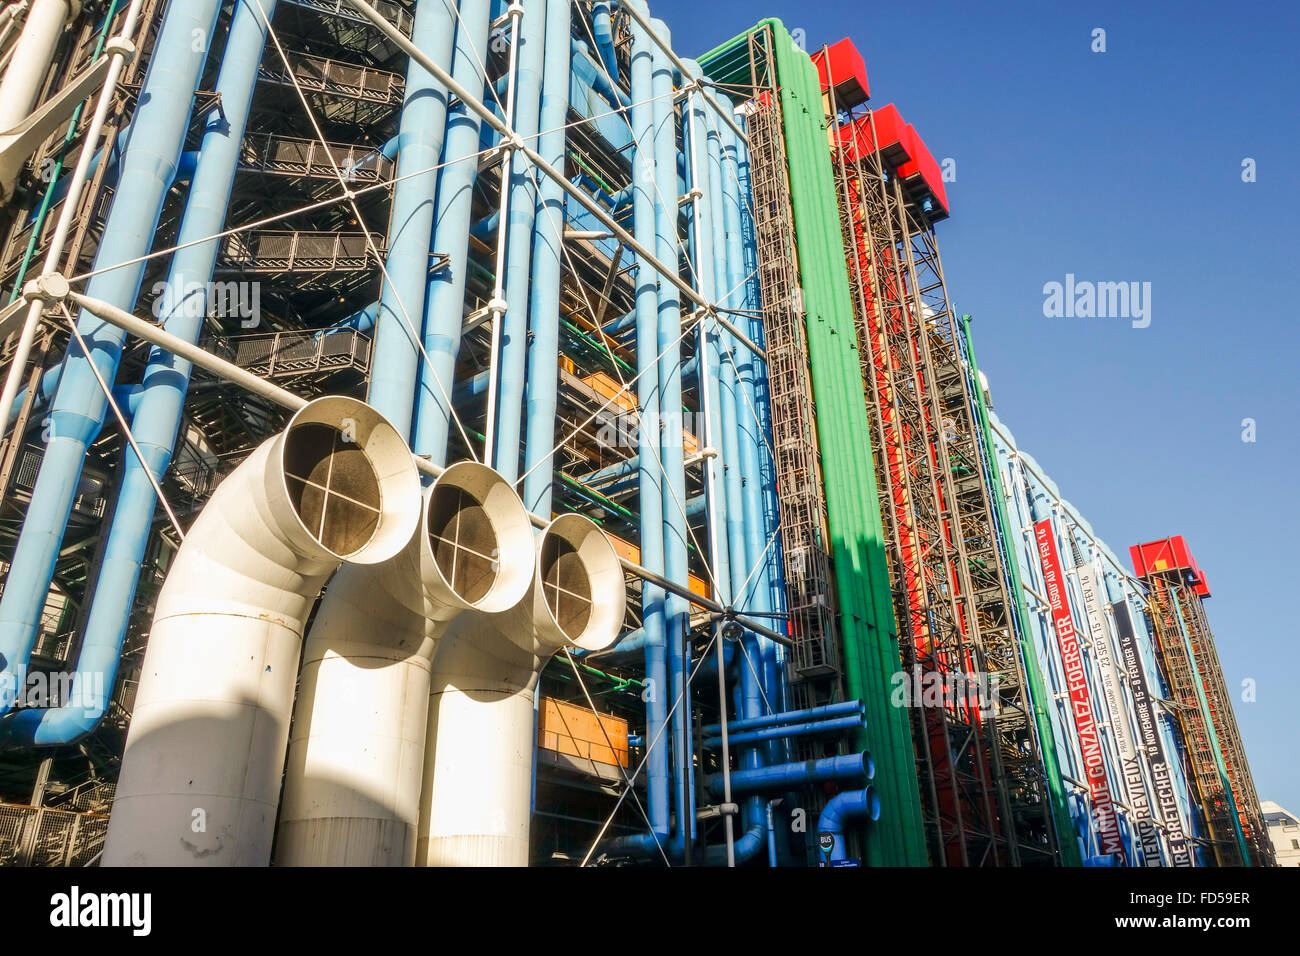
left=417, top=513, right=625, bottom=866
left=102, top=396, right=420, bottom=866
left=276, top=462, right=535, bottom=866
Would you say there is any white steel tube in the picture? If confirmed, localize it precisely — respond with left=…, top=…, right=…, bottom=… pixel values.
left=102, top=396, right=421, bottom=866
left=276, top=461, right=536, bottom=866
left=483, top=2, right=521, bottom=464
left=0, top=0, right=140, bottom=442
left=0, top=0, right=75, bottom=130
left=417, top=513, right=625, bottom=865
left=0, top=3, right=33, bottom=61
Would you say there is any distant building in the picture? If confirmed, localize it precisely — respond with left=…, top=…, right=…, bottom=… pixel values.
left=1262, top=801, right=1300, bottom=866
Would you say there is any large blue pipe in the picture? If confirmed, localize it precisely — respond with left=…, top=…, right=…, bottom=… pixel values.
left=605, top=1, right=669, bottom=856
left=0, top=0, right=277, bottom=744
left=491, top=0, right=546, bottom=480
left=685, top=58, right=764, bottom=865
left=702, top=699, right=865, bottom=736
left=367, top=0, right=455, bottom=440
left=0, top=0, right=224, bottom=716
left=410, top=0, right=490, bottom=461
left=705, top=752, right=874, bottom=800
left=521, top=0, right=572, bottom=515
left=703, top=713, right=867, bottom=749
left=590, top=2, right=619, bottom=81
left=818, top=788, right=881, bottom=863
left=718, top=107, right=786, bottom=766
left=649, top=18, right=694, bottom=856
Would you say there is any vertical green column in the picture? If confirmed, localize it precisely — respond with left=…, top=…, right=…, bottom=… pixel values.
left=961, top=315, right=1081, bottom=867
left=704, top=20, right=929, bottom=866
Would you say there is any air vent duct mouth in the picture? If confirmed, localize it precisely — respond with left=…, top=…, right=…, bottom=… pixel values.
left=424, top=460, right=534, bottom=614
left=276, top=396, right=419, bottom=564
left=534, top=513, right=625, bottom=652
left=864, top=786, right=881, bottom=822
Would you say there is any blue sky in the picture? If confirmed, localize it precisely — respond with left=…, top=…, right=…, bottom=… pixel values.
left=655, top=0, right=1300, bottom=816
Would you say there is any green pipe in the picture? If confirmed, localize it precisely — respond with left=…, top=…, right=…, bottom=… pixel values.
left=702, top=21, right=928, bottom=866
left=961, top=314, right=1081, bottom=867
left=8, top=1, right=122, bottom=303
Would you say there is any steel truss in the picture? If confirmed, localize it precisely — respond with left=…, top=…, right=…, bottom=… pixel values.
left=828, top=88, right=1054, bottom=864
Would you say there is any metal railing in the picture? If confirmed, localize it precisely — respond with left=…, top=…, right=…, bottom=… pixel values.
left=281, top=0, right=415, bottom=35
left=259, top=50, right=404, bottom=104
left=0, top=803, right=110, bottom=867
left=239, top=132, right=394, bottom=183
left=209, top=327, right=372, bottom=381
left=218, top=231, right=380, bottom=273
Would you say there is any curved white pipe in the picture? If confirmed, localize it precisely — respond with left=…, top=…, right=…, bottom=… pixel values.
left=417, top=513, right=625, bottom=866
left=102, top=396, right=420, bottom=866
left=276, top=461, right=535, bottom=866
left=0, top=0, right=78, bottom=131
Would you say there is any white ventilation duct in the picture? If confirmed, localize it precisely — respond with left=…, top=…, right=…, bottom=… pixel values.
left=275, top=461, right=535, bottom=866
left=102, top=396, right=420, bottom=866
left=417, top=513, right=626, bottom=866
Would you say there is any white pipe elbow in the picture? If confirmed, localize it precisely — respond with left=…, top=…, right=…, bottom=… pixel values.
left=103, top=396, right=419, bottom=866
left=276, top=461, right=535, bottom=866
left=418, top=514, right=625, bottom=866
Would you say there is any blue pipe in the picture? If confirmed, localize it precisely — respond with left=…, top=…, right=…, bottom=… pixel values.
left=818, top=788, right=881, bottom=863
left=703, top=713, right=868, bottom=749
left=410, top=0, right=491, bottom=461
left=367, top=0, right=455, bottom=440
left=605, top=2, right=669, bottom=856
left=685, top=58, right=762, bottom=866
left=572, top=38, right=629, bottom=109
left=521, top=0, right=572, bottom=516
left=333, top=300, right=378, bottom=334
left=766, top=799, right=779, bottom=867
left=0, top=0, right=224, bottom=716
left=7, top=374, right=144, bottom=438
left=649, top=18, right=694, bottom=857
left=0, top=0, right=277, bottom=743
left=491, top=0, right=546, bottom=479
left=702, top=700, right=865, bottom=736
left=590, top=2, right=620, bottom=81
left=718, top=105, right=786, bottom=766
left=705, top=752, right=874, bottom=800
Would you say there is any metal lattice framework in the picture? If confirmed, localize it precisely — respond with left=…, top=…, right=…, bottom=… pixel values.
left=741, top=30, right=841, bottom=695
left=828, top=93, right=1052, bottom=865
left=1142, top=573, right=1273, bottom=866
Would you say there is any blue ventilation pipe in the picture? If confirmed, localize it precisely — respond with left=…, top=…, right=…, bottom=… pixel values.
left=703, top=713, right=868, bottom=749
left=703, top=700, right=865, bottom=735
left=0, top=0, right=277, bottom=744
left=367, top=0, right=455, bottom=440
left=572, top=37, right=629, bottom=110
left=521, top=0, right=571, bottom=516
left=718, top=107, right=786, bottom=768
left=649, top=18, right=694, bottom=858
left=411, top=0, right=491, bottom=461
left=705, top=752, right=874, bottom=800
left=590, top=2, right=619, bottom=81
left=0, top=0, right=224, bottom=716
left=685, top=59, right=765, bottom=866
left=491, top=0, right=546, bottom=480
left=818, top=788, right=881, bottom=863
left=605, top=1, right=669, bottom=856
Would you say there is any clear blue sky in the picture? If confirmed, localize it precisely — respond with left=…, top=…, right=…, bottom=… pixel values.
left=655, top=0, right=1300, bottom=816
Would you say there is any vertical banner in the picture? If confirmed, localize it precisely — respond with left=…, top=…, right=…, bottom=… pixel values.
left=1033, top=520, right=1126, bottom=862
left=1114, top=601, right=1194, bottom=866
left=1076, top=564, right=1159, bottom=865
